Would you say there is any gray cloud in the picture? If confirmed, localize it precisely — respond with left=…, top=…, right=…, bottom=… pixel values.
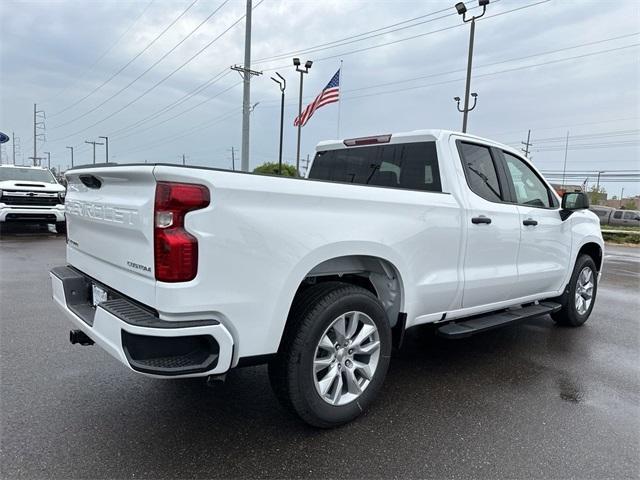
left=1, top=0, right=638, bottom=196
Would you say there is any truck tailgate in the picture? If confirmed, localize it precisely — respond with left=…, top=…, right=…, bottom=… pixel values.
left=64, top=166, right=156, bottom=306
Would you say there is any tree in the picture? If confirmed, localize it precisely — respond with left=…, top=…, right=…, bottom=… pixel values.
left=253, top=162, right=298, bottom=177
left=587, top=185, right=607, bottom=205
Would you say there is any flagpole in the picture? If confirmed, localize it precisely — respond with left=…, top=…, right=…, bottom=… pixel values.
left=336, top=59, right=343, bottom=139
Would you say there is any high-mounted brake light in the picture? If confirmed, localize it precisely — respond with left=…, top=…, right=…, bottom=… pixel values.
left=343, top=134, right=392, bottom=147
left=154, top=182, right=210, bottom=282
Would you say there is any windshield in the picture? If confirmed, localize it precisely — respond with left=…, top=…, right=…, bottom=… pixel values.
left=0, top=167, right=56, bottom=184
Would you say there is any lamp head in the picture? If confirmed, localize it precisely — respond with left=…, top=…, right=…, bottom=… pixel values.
left=471, top=92, right=478, bottom=97
left=293, top=58, right=300, bottom=66
left=305, top=60, right=313, bottom=69
left=479, top=0, right=489, bottom=6
left=455, top=2, right=467, bottom=15
left=454, top=96, right=461, bottom=102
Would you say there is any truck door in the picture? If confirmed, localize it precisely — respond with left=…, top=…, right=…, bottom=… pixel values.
left=498, top=150, right=572, bottom=297
left=455, top=141, right=521, bottom=308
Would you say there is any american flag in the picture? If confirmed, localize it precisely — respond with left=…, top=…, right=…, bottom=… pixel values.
left=294, top=69, right=340, bottom=127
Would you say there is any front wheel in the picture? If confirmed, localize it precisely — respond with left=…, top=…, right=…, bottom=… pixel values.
left=55, top=222, right=66, bottom=234
left=269, top=282, right=392, bottom=428
left=551, top=254, right=598, bottom=327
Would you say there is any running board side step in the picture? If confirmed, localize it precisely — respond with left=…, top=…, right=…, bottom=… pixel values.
left=437, top=302, right=562, bottom=339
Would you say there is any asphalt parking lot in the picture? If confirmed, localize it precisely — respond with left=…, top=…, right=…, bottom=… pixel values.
left=1, top=225, right=639, bottom=479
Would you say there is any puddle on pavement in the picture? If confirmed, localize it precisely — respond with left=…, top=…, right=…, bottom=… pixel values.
left=558, top=377, right=586, bottom=403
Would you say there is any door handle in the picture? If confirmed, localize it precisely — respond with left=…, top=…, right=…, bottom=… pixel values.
left=471, top=216, right=492, bottom=224
left=523, top=218, right=538, bottom=226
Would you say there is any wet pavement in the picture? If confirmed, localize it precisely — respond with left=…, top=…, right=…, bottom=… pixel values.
left=1, top=225, right=639, bottom=479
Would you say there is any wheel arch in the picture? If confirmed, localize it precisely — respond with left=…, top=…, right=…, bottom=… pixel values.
left=268, top=243, right=409, bottom=354
left=577, top=241, right=603, bottom=272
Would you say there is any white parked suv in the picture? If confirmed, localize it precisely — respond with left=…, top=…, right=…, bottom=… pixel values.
left=0, top=165, right=66, bottom=232
left=50, top=129, right=603, bottom=427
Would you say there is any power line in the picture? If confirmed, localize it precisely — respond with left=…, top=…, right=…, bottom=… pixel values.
left=49, top=2, right=263, bottom=143
left=49, top=0, right=199, bottom=118
left=113, top=81, right=241, bottom=141
left=41, top=0, right=156, bottom=107
left=120, top=107, right=242, bottom=157
left=260, top=0, right=550, bottom=73
left=342, top=32, right=640, bottom=95
left=49, top=0, right=230, bottom=130
left=258, top=38, right=640, bottom=110
left=253, top=6, right=467, bottom=65
left=107, top=69, right=232, bottom=137
left=340, top=42, right=640, bottom=103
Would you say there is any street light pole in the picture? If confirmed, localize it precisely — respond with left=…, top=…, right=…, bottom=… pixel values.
left=453, top=0, right=489, bottom=133
left=271, top=72, right=286, bottom=175
left=293, top=58, right=312, bottom=176
left=85, top=140, right=104, bottom=164
left=98, top=136, right=109, bottom=163
left=66, top=146, right=74, bottom=167
left=44, top=151, right=51, bottom=169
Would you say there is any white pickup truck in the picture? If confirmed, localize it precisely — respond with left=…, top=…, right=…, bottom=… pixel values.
left=50, top=129, right=602, bottom=427
left=0, top=165, right=66, bottom=232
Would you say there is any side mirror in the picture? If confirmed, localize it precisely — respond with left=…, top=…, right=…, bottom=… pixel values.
left=560, top=192, right=589, bottom=220
left=562, top=191, right=589, bottom=210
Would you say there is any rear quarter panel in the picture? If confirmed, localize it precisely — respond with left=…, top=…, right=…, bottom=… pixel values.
left=153, top=165, right=464, bottom=359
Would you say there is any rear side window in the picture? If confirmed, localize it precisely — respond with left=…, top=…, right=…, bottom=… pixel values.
left=309, top=142, right=442, bottom=192
left=457, top=142, right=503, bottom=202
left=613, top=211, right=623, bottom=219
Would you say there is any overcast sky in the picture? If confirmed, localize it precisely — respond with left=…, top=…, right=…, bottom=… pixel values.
left=1, top=0, right=639, bottom=197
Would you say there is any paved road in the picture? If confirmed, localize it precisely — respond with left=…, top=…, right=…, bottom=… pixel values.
left=1, top=227, right=639, bottom=479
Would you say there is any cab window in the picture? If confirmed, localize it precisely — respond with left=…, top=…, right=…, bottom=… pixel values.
left=502, top=151, right=553, bottom=208
left=309, top=142, right=442, bottom=192
left=457, top=142, right=503, bottom=202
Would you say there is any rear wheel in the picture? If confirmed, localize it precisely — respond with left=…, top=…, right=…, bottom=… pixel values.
left=551, top=254, right=598, bottom=327
left=268, top=282, right=391, bottom=427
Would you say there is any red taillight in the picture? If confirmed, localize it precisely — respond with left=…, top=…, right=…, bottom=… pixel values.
left=154, top=182, right=210, bottom=282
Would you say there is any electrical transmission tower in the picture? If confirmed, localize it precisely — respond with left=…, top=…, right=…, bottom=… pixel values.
left=12, top=132, right=22, bottom=165
left=29, top=103, right=46, bottom=166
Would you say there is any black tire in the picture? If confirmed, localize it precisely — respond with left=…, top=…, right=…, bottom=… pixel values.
left=551, top=254, right=598, bottom=327
left=55, top=222, right=66, bottom=234
left=268, top=282, right=392, bottom=428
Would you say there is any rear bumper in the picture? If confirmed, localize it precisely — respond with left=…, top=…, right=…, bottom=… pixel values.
left=50, top=266, right=234, bottom=378
left=0, top=205, right=65, bottom=222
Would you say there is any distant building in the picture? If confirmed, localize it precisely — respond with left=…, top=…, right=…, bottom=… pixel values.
left=550, top=184, right=583, bottom=196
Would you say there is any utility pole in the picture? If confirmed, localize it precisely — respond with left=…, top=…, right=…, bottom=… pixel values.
left=29, top=103, right=46, bottom=166
left=596, top=170, right=605, bottom=192
left=66, top=146, right=74, bottom=167
left=44, top=151, right=51, bottom=169
left=453, top=1, right=488, bottom=133
left=271, top=72, right=286, bottom=175
left=12, top=132, right=17, bottom=165
left=229, top=0, right=262, bottom=172
left=229, top=146, right=236, bottom=171
left=561, top=131, right=569, bottom=190
left=98, top=136, right=109, bottom=163
left=521, top=129, right=532, bottom=158
left=620, top=188, right=624, bottom=208
left=85, top=140, right=104, bottom=164
left=182, top=153, right=186, bottom=165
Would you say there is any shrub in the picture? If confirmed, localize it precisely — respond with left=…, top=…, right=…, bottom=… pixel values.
left=253, top=162, right=298, bottom=177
